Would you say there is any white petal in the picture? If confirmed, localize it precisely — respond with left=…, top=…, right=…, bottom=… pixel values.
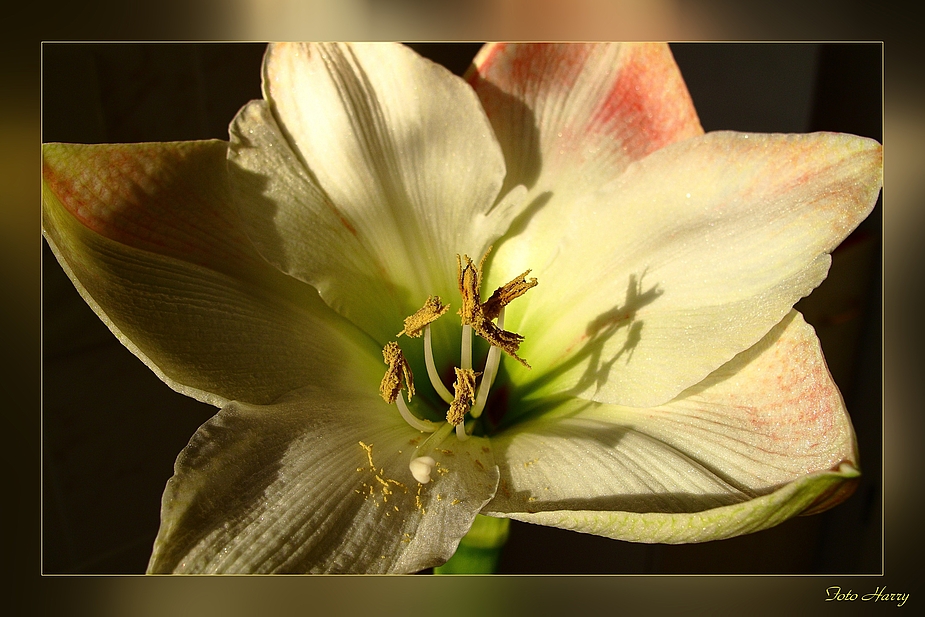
left=470, top=43, right=703, bottom=297
left=148, top=385, right=499, bottom=573
left=485, top=311, right=858, bottom=542
left=501, top=131, right=883, bottom=407
left=43, top=141, right=378, bottom=406
left=230, top=43, right=523, bottom=343
left=497, top=465, right=858, bottom=544
left=228, top=100, right=405, bottom=345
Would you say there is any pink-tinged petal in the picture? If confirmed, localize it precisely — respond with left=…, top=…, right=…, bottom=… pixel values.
left=497, top=131, right=882, bottom=408
left=637, top=310, right=857, bottom=493
left=149, top=384, right=498, bottom=573
left=468, top=43, right=702, bottom=197
left=485, top=311, right=858, bottom=542
left=43, top=141, right=258, bottom=279
left=234, top=43, right=524, bottom=345
left=43, top=141, right=380, bottom=407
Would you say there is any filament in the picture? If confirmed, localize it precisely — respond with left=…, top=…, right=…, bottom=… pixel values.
left=461, top=324, right=473, bottom=370
left=424, top=324, right=454, bottom=403
left=396, top=393, right=439, bottom=432
left=471, top=306, right=505, bottom=419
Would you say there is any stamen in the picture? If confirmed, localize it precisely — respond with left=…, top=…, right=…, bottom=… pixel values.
left=456, top=250, right=534, bottom=368
left=471, top=307, right=505, bottom=419
left=482, top=270, right=537, bottom=320
left=395, top=392, right=439, bottom=432
left=447, top=367, right=479, bottom=426
left=386, top=253, right=539, bottom=480
left=379, top=342, right=414, bottom=403
left=424, top=325, right=454, bottom=403
left=397, top=296, right=450, bottom=338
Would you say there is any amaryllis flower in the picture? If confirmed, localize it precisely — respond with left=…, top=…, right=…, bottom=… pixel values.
left=42, top=42, right=882, bottom=574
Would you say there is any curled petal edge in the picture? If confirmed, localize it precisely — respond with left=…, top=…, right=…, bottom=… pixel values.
left=486, top=462, right=859, bottom=544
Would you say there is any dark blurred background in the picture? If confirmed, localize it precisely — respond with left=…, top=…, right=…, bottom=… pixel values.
left=42, top=42, right=881, bottom=575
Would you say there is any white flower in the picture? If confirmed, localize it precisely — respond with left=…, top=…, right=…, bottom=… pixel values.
left=42, top=42, right=882, bottom=573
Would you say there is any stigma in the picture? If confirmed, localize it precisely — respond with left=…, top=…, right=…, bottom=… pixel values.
left=378, top=250, right=537, bottom=483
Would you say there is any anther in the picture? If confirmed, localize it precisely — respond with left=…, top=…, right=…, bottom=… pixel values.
left=379, top=342, right=414, bottom=403
left=482, top=270, right=537, bottom=320
left=397, top=296, right=450, bottom=338
left=447, top=367, right=479, bottom=426
left=456, top=252, right=487, bottom=328
left=456, top=250, right=534, bottom=367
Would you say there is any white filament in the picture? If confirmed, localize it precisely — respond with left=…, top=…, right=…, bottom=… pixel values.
left=455, top=420, right=470, bottom=441
left=396, top=393, right=439, bottom=432
left=461, top=324, right=473, bottom=370
left=471, top=306, right=505, bottom=419
left=424, top=325, right=454, bottom=404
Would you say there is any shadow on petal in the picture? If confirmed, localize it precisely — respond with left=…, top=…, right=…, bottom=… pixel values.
left=467, top=71, right=544, bottom=197
left=510, top=271, right=663, bottom=409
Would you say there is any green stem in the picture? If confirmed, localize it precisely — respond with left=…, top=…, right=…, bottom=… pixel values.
left=434, top=514, right=510, bottom=574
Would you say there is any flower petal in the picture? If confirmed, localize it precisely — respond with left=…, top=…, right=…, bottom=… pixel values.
left=501, top=131, right=883, bottom=407
left=470, top=41, right=702, bottom=182
left=230, top=42, right=524, bottom=343
left=43, top=141, right=378, bottom=406
left=468, top=42, right=702, bottom=225
left=495, top=466, right=857, bottom=544
left=148, top=384, right=499, bottom=573
left=485, top=311, right=858, bottom=542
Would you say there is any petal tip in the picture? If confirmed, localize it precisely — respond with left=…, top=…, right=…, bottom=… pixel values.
left=800, top=461, right=861, bottom=516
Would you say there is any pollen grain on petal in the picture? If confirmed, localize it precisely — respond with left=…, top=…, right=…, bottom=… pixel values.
left=397, top=295, right=450, bottom=337
left=380, top=341, right=415, bottom=403
left=447, top=367, right=480, bottom=425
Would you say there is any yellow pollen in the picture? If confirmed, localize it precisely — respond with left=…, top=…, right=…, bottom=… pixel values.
left=359, top=441, right=375, bottom=469
left=446, top=367, right=479, bottom=425
left=397, top=296, right=450, bottom=337
left=456, top=250, right=535, bottom=367
left=456, top=252, right=487, bottom=327
left=379, top=341, right=414, bottom=403
left=482, top=270, right=538, bottom=321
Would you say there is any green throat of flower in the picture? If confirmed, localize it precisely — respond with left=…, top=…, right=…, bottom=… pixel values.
left=379, top=250, right=537, bottom=484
